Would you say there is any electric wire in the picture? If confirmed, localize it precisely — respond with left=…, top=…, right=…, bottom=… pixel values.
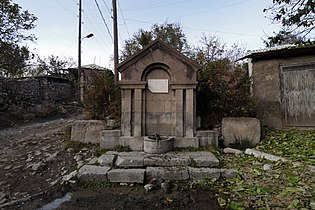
left=117, top=0, right=131, bottom=39
left=94, top=0, right=113, bottom=42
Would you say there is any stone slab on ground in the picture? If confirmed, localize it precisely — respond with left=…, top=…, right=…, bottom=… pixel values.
left=71, top=120, right=106, bottom=144
left=220, top=169, right=238, bottom=179
left=181, top=151, right=220, bottom=167
left=188, top=167, right=221, bottom=181
left=77, top=165, right=110, bottom=181
left=107, top=169, right=145, bottom=183
left=245, top=149, right=286, bottom=162
left=144, top=153, right=191, bottom=167
left=223, top=148, right=243, bottom=154
left=98, top=154, right=116, bottom=166
left=146, top=167, right=189, bottom=181
left=115, top=152, right=144, bottom=167
left=222, top=117, right=261, bottom=147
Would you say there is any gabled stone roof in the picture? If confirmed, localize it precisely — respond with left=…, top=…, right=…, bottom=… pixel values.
left=118, top=39, right=201, bottom=73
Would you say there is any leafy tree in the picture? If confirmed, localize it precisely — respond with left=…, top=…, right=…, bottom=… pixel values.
left=120, top=22, right=188, bottom=61
left=29, top=55, right=75, bottom=77
left=0, top=42, right=33, bottom=77
left=263, top=30, right=307, bottom=47
left=0, top=0, right=37, bottom=77
left=264, top=0, right=315, bottom=44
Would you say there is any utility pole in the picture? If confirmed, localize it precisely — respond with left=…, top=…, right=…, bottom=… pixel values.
left=112, top=0, right=119, bottom=84
left=78, top=0, right=83, bottom=103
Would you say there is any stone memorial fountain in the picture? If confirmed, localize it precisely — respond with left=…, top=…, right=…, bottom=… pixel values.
left=115, top=40, right=201, bottom=153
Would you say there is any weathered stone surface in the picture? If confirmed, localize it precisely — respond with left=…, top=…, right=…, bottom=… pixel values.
left=71, top=120, right=106, bottom=144
left=115, top=152, right=144, bottom=167
left=62, top=170, right=78, bottom=181
left=182, top=151, right=219, bottom=167
left=220, top=169, right=238, bottom=179
left=119, top=137, right=143, bottom=151
left=144, top=153, right=191, bottom=167
left=197, top=130, right=219, bottom=147
left=107, top=169, right=145, bottom=183
left=188, top=167, right=221, bottom=181
left=174, top=137, right=199, bottom=148
left=77, top=165, right=110, bottom=180
left=222, top=117, right=261, bottom=147
left=98, top=154, right=115, bottom=166
left=100, top=130, right=121, bottom=149
left=146, top=167, right=189, bottom=181
left=245, top=149, right=286, bottom=162
left=223, top=147, right=243, bottom=154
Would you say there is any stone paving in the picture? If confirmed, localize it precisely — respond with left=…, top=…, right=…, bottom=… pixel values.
left=76, top=151, right=237, bottom=183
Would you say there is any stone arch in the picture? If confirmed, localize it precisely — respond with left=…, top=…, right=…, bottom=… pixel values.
left=141, top=63, right=173, bottom=81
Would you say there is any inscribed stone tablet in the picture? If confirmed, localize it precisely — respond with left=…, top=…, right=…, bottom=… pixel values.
left=148, top=79, right=168, bottom=93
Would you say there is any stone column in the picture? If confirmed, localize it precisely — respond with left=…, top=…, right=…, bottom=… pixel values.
left=185, top=89, right=194, bottom=137
left=133, top=89, right=142, bottom=136
left=121, top=89, right=132, bottom=136
left=175, top=89, right=184, bottom=137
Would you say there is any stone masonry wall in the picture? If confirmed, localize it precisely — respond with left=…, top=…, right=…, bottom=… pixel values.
left=0, top=77, right=72, bottom=111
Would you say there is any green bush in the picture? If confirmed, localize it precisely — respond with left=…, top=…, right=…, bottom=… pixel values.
left=84, top=70, right=121, bottom=122
left=197, top=60, right=255, bottom=129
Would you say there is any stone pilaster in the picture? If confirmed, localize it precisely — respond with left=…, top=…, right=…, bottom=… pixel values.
left=121, top=89, right=132, bottom=136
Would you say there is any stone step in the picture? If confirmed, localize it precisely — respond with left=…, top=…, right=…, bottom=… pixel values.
left=74, top=151, right=236, bottom=184
left=97, top=151, right=220, bottom=168
left=77, top=165, right=237, bottom=184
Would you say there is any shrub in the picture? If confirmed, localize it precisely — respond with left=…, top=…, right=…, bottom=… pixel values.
left=197, top=60, right=255, bottom=129
left=84, top=70, right=121, bottom=122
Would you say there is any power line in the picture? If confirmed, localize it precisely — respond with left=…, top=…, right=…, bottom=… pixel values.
left=101, top=0, right=112, bottom=15
left=82, top=10, right=113, bottom=50
left=117, top=0, right=131, bottom=39
left=94, top=0, right=113, bottom=42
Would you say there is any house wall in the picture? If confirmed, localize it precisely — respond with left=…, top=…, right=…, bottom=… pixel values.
left=252, top=55, right=315, bottom=128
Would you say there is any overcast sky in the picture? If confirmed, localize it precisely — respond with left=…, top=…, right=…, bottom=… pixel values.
left=15, top=0, right=280, bottom=69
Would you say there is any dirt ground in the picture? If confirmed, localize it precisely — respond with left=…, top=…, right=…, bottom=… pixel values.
left=0, top=115, right=222, bottom=210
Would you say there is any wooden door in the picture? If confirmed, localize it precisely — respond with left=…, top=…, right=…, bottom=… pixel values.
left=281, top=63, right=315, bottom=126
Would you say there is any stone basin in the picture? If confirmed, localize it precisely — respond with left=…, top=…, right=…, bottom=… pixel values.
left=143, top=136, right=174, bottom=154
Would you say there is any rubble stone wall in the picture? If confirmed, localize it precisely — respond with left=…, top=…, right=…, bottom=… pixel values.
left=0, top=77, right=73, bottom=111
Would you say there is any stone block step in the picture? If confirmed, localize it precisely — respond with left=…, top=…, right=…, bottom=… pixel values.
left=102, top=151, right=220, bottom=168
left=107, top=169, right=145, bottom=183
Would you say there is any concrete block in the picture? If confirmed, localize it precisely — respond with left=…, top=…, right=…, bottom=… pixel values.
left=222, top=117, right=261, bottom=147
left=77, top=165, right=110, bottom=181
left=196, top=130, right=219, bottom=147
left=100, top=130, right=121, bottom=149
left=189, top=167, right=221, bottom=181
left=119, top=136, right=143, bottom=151
left=115, top=152, right=144, bottom=167
left=71, top=120, right=106, bottom=144
left=107, top=169, right=145, bottom=183
left=144, top=153, right=191, bottom=166
left=98, top=154, right=115, bottom=166
left=146, top=167, right=189, bottom=181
